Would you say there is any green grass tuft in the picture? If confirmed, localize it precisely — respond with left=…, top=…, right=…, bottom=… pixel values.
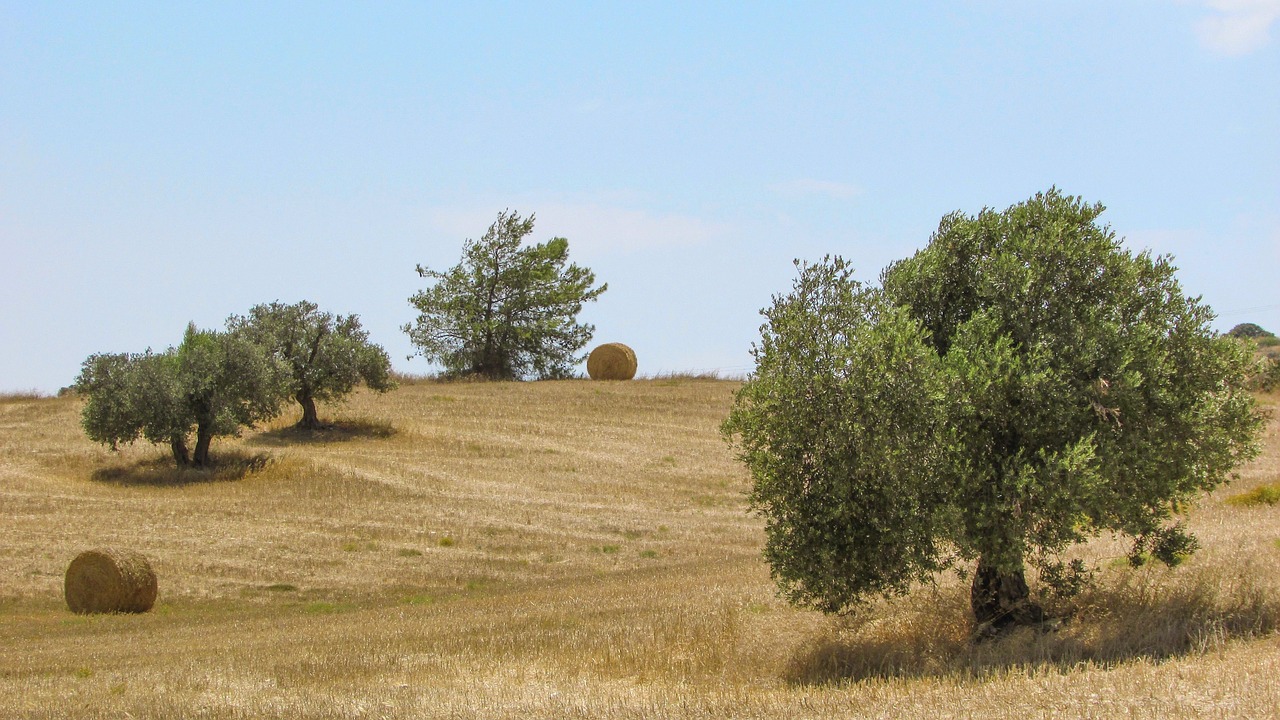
left=303, top=602, right=349, bottom=614
left=1227, top=482, right=1280, bottom=507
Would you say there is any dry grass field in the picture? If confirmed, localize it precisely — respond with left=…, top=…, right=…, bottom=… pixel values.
left=2, top=378, right=1279, bottom=718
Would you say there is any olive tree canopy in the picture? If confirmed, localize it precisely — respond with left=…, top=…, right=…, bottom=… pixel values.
left=76, top=324, right=288, bottom=467
left=724, top=189, right=1263, bottom=633
left=227, top=301, right=394, bottom=429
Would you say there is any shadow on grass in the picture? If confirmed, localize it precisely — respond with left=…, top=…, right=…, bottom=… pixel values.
left=784, top=566, right=1280, bottom=686
left=90, top=451, right=272, bottom=487
left=251, top=418, right=397, bottom=447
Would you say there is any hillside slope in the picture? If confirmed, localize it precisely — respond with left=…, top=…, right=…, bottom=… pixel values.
left=2, top=380, right=1278, bottom=718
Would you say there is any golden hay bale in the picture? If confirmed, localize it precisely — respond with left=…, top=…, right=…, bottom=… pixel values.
left=64, top=548, right=158, bottom=614
left=587, top=343, right=638, bottom=380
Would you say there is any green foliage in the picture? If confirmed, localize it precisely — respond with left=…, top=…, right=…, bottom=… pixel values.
left=1037, top=558, right=1092, bottom=599
left=1227, top=323, right=1280, bottom=391
left=1227, top=482, right=1280, bottom=507
left=1126, top=523, right=1199, bottom=567
left=228, top=300, right=394, bottom=428
left=1252, top=354, right=1280, bottom=392
left=76, top=323, right=288, bottom=467
left=1243, top=341, right=1280, bottom=392
left=722, top=257, right=955, bottom=611
left=77, top=350, right=186, bottom=453
left=725, top=188, right=1264, bottom=616
left=403, top=210, right=607, bottom=380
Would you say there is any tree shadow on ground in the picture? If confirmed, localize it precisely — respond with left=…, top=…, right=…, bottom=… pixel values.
left=250, top=418, right=397, bottom=447
left=90, top=451, right=272, bottom=487
left=784, top=568, right=1279, bottom=686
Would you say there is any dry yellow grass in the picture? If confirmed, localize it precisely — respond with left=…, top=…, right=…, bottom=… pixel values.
left=1, top=382, right=1278, bottom=718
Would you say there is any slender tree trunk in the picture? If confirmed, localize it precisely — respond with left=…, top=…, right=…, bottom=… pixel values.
left=295, top=392, right=321, bottom=430
left=971, top=555, right=1045, bottom=636
left=193, top=424, right=213, bottom=467
left=169, top=435, right=190, bottom=466
left=478, top=333, right=507, bottom=380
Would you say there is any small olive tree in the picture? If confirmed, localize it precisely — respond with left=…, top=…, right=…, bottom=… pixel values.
left=227, top=301, right=395, bottom=429
left=724, top=189, right=1264, bottom=633
left=76, top=324, right=287, bottom=467
left=404, top=210, right=607, bottom=380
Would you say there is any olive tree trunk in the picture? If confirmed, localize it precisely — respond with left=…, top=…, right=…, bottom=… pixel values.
left=169, top=435, right=191, bottom=466
left=192, top=425, right=214, bottom=467
left=295, top=392, right=321, bottom=430
left=970, top=556, right=1045, bottom=636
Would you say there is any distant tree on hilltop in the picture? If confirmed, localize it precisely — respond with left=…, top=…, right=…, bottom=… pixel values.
left=404, top=210, right=607, bottom=380
left=1228, top=323, right=1273, bottom=339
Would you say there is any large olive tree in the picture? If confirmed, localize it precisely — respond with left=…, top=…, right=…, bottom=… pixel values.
left=724, top=189, right=1263, bottom=633
left=404, top=210, right=607, bottom=380
left=76, top=323, right=287, bottom=467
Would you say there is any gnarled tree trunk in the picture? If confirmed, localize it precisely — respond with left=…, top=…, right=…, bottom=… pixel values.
left=192, top=424, right=213, bottom=467
left=971, top=556, right=1045, bottom=637
left=295, top=392, right=321, bottom=430
left=169, top=435, right=190, bottom=466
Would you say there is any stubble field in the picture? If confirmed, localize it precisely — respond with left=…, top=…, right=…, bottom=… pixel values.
left=1, top=379, right=1278, bottom=718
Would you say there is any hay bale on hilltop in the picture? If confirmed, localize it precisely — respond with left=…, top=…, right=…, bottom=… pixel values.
left=587, top=343, right=638, bottom=380
left=64, top=548, right=158, bottom=614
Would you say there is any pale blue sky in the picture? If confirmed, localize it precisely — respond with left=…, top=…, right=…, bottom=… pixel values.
left=2, top=1, right=1278, bottom=392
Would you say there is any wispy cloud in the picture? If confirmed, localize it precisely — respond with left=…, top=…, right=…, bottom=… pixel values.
left=1190, top=0, right=1280, bottom=56
left=536, top=203, right=731, bottom=255
left=770, top=178, right=863, bottom=201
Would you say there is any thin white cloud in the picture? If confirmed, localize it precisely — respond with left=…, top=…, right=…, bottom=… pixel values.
left=536, top=203, right=730, bottom=255
left=771, top=178, right=863, bottom=201
left=1191, top=0, right=1280, bottom=56
left=420, top=202, right=730, bottom=258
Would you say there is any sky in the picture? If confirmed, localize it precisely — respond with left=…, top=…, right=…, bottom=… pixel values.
left=2, top=1, right=1278, bottom=393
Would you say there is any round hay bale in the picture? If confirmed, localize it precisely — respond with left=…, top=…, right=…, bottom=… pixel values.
left=587, top=343, right=638, bottom=381
left=64, top=548, right=157, bottom=614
